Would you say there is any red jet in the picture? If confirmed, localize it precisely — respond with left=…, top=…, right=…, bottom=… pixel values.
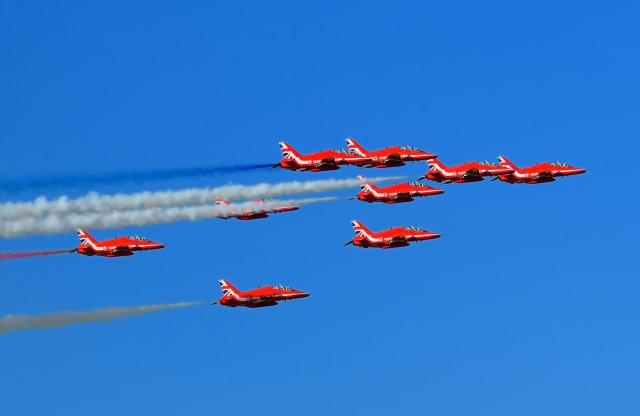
left=493, top=156, right=587, bottom=184
left=346, top=138, right=438, bottom=168
left=344, top=220, right=441, bottom=249
left=351, top=175, right=444, bottom=204
left=213, top=279, right=310, bottom=308
left=420, top=158, right=513, bottom=183
left=214, top=199, right=299, bottom=220
left=71, top=229, right=165, bottom=257
left=276, top=141, right=372, bottom=172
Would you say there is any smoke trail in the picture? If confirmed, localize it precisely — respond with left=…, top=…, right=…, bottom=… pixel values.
left=0, top=176, right=406, bottom=221
left=0, top=164, right=275, bottom=193
left=0, top=197, right=337, bottom=238
left=0, top=302, right=203, bottom=335
left=0, top=249, right=70, bottom=261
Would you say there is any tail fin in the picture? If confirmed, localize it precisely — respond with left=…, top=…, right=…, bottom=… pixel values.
left=356, top=175, right=375, bottom=191
left=346, top=138, right=367, bottom=156
left=76, top=229, right=99, bottom=249
left=351, top=220, right=374, bottom=238
left=497, top=156, right=518, bottom=171
left=278, top=141, right=302, bottom=159
left=218, top=279, right=242, bottom=298
left=427, top=158, right=446, bottom=172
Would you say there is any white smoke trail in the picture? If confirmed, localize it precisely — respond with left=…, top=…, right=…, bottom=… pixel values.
left=0, top=176, right=406, bottom=221
left=0, top=197, right=337, bottom=238
left=0, top=302, right=203, bottom=335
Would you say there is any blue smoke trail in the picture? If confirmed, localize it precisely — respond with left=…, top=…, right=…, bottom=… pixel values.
left=0, top=163, right=275, bottom=193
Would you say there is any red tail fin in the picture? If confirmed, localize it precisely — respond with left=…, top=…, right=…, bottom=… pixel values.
left=427, top=158, right=446, bottom=172
left=76, top=229, right=99, bottom=249
left=346, top=138, right=367, bottom=156
left=218, top=279, right=242, bottom=298
left=278, top=141, right=302, bottom=158
left=351, top=220, right=374, bottom=238
left=497, top=156, right=518, bottom=171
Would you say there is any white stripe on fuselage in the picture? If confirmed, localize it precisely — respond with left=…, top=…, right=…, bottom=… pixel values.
left=429, top=163, right=458, bottom=178
left=362, top=185, right=389, bottom=198
left=283, top=151, right=312, bottom=166
left=80, top=235, right=104, bottom=252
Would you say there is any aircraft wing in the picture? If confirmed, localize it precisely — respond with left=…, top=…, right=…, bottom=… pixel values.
left=462, top=168, right=482, bottom=178
left=256, top=294, right=283, bottom=302
left=388, top=236, right=408, bottom=244
left=316, top=157, right=339, bottom=169
left=382, top=153, right=402, bottom=163
left=111, top=246, right=133, bottom=254
left=345, top=155, right=374, bottom=165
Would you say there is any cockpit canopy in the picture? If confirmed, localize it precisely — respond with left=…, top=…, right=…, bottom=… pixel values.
left=129, top=235, right=149, bottom=241
left=549, top=161, right=569, bottom=167
left=398, top=145, right=423, bottom=151
left=403, top=225, right=424, bottom=232
left=271, top=284, right=293, bottom=290
left=477, top=160, right=500, bottom=166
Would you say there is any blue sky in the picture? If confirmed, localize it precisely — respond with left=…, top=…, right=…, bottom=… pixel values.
left=0, top=1, right=638, bottom=414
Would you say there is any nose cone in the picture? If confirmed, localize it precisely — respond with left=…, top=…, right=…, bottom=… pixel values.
left=423, top=232, right=441, bottom=240
left=432, top=189, right=445, bottom=195
left=295, top=291, right=311, bottom=299
left=558, top=167, right=586, bottom=176
left=148, top=242, right=165, bottom=250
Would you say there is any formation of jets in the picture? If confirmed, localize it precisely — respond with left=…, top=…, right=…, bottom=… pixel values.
left=276, top=138, right=586, bottom=184
left=55, top=138, right=585, bottom=310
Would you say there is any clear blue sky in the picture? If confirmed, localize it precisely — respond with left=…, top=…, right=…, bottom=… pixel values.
left=1, top=1, right=638, bottom=415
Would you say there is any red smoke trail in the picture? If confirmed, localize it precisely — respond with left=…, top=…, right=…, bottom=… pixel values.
left=0, top=250, right=71, bottom=261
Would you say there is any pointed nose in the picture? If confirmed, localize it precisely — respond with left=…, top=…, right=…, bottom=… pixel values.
left=150, top=243, right=165, bottom=250
left=422, top=232, right=441, bottom=240
left=296, top=291, right=311, bottom=298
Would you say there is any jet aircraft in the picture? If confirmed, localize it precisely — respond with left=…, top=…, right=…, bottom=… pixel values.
left=214, top=199, right=299, bottom=220
left=344, top=220, right=441, bottom=249
left=213, top=279, right=310, bottom=308
left=420, top=158, right=513, bottom=183
left=493, top=156, right=586, bottom=184
left=71, top=229, right=165, bottom=257
left=276, top=141, right=371, bottom=172
left=351, top=175, right=444, bottom=204
left=346, top=138, right=438, bottom=168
